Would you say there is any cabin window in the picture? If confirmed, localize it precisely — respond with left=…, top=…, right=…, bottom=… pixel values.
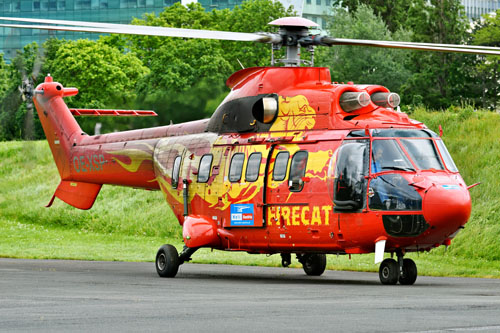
left=229, top=153, right=245, bottom=182
left=400, top=139, right=444, bottom=170
left=289, top=151, right=308, bottom=192
left=197, top=154, right=213, bottom=183
left=171, top=156, right=182, bottom=188
left=334, top=140, right=369, bottom=211
left=273, top=151, right=290, bottom=181
left=245, top=152, right=262, bottom=182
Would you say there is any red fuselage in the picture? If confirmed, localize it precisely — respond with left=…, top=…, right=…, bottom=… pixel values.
left=34, top=67, right=471, bottom=256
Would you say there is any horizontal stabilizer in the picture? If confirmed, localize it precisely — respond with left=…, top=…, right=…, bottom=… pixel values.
left=69, top=109, right=157, bottom=116
left=48, top=180, right=102, bottom=210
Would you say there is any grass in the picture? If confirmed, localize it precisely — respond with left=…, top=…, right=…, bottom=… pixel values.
left=1, top=109, right=500, bottom=278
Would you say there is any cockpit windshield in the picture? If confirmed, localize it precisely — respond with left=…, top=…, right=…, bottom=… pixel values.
left=371, top=140, right=414, bottom=173
left=400, top=139, right=444, bottom=170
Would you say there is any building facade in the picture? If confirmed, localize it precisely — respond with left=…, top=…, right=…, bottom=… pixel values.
left=0, top=0, right=178, bottom=59
left=461, top=0, right=500, bottom=19
left=0, top=0, right=332, bottom=60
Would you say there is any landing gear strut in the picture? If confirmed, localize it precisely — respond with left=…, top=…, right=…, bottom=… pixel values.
left=156, top=244, right=198, bottom=278
left=281, top=253, right=291, bottom=267
left=378, top=250, right=417, bottom=285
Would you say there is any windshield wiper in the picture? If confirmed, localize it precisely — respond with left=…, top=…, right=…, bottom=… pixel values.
left=382, top=166, right=415, bottom=172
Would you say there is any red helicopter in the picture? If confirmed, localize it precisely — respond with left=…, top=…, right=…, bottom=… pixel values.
left=1, top=16, right=497, bottom=285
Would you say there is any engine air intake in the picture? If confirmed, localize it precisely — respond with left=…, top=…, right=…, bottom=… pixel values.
left=339, top=91, right=370, bottom=112
left=371, top=92, right=401, bottom=108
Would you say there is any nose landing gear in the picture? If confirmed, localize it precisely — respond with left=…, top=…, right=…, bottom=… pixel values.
left=156, top=244, right=198, bottom=278
left=378, top=251, right=417, bottom=285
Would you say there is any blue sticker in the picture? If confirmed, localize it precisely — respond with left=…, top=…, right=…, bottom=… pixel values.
left=230, top=204, right=255, bottom=226
left=442, top=184, right=460, bottom=190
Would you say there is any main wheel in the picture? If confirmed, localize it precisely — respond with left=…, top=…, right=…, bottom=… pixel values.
left=399, top=258, right=417, bottom=285
left=156, top=244, right=180, bottom=278
left=302, top=254, right=327, bottom=276
left=379, top=258, right=398, bottom=285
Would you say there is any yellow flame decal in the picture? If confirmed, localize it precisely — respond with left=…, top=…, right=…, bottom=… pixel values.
left=270, top=95, right=316, bottom=131
left=107, top=149, right=153, bottom=173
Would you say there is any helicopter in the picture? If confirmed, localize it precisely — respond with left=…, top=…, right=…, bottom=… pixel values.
left=0, top=15, right=497, bottom=285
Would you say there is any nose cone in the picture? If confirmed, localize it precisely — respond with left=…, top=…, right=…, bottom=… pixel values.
left=423, top=185, right=471, bottom=231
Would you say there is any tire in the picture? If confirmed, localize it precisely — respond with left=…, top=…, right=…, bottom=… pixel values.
left=156, top=244, right=180, bottom=278
left=379, top=258, right=398, bottom=285
left=399, top=258, right=417, bottom=285
left=302, top=254, right=327, bottom=276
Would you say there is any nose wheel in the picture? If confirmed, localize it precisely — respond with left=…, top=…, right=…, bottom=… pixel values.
left=378, top=253, right=417, bottom=285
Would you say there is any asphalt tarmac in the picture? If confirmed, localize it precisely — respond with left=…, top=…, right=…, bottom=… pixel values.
left=1, top=258, right=500, bottom=332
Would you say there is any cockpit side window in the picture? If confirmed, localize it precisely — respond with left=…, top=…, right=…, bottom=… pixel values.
left=334, top=140, right=369, bottom=211
left=436, top=140, right=459, bottom=172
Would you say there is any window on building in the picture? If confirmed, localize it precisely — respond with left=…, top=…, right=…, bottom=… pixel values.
left=306, top=0, right=311, bottom=4
left=33, top=1, right=41, bottom=10
left=273, top=151, right=289, bottom=181
left=245, top=153, right=262, bottom=182
left=197, top=154, right=213, bottom=183
left=316, top=0, right=321, bottom=5
left=171, top=156, right=182, bottom=189
left=75, top=0, right=90, bottom=9
left=229, top=153, right=245, bottom=182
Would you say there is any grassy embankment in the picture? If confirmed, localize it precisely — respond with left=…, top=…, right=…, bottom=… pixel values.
left=1, top=108, right=499, bottom=277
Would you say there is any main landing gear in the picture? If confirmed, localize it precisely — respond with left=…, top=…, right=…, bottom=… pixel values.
left=379, top=251, right=417, bottom=285
left=156, top=244, right=198, bottom=278
left=281, top=253, right=327, bottom=276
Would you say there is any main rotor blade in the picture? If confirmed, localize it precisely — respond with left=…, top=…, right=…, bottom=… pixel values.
left=380, top=40, right=500, bottom=52
left=0, top=17, right=275, bottom=43
left=321, top=37, right=500, bottom=56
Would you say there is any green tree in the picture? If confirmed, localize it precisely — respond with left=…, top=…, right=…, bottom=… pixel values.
left=318, top=5, right=413, bottom=94
left=45, top=39, right=150, bottom=134
left=120, top=0, right=294, bottom=124
left=0, top=43, right=46, bottom=141
left=472, top=10, right=500, bottom=110
left=401, top=0, right=472, bottom=109
left=332, top=0, right=411, bottom=32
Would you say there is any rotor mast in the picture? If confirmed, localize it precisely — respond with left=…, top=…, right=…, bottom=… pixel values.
left=268, top=17, right=319, bottom=67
